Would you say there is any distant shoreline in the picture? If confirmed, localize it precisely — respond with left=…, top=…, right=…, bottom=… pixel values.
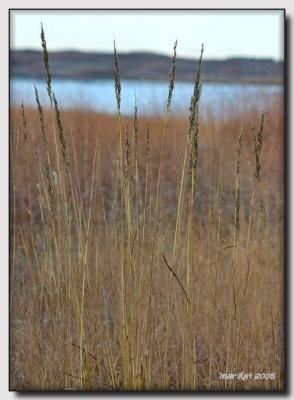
left=10, top=74, right=283, bottom=86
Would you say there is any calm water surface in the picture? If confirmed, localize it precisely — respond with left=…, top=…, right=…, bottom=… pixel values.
left=11, top=77, right=282, bottom=116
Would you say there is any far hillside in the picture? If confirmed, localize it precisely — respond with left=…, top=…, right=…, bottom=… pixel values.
left=10, top=50, right=283, bottom=84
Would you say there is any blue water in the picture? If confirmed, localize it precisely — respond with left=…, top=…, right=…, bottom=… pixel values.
left=10, top=77, right=282, bottom=116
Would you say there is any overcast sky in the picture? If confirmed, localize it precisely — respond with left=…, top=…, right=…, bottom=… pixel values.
left=10, top=10, right=284, bottom=60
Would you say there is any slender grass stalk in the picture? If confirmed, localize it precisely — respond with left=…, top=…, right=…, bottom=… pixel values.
left=34, top=85, right=56, bottom=228
left=163, top=45, right=203, bottom=388
left=231, top=125, right=243, bottom=388
left=133, top=100, right=140, bottom=242
left=208, top=144, right=223, bottom=389
left=151, top=40, right=177, bottom=266
left=113, top=40, right=131, bottom=388
left=10, top=122, right=20, bottom=306
left=184, top=43, right=204, bottom=388
left=20, top=103, right=42, bottom=316
left=124, top=125, right=132, bottom=254
left=246, top=113, right=265, bottom=255
left=236, top=113, right=265, bottom=375
left=52, top=93, right=72, bottom=210
left=79, top=127, right=100, bottom=388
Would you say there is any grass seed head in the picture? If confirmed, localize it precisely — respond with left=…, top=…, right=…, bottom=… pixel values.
left=40, top=23, right=52, bottom=102
left=20, top=101, right=28, bottom=142
left=166, top=40, right=177, bottom=113
left=253, top=112, right=265, bottom=182
left=133, top=100, right=139, bottom=160
left=113, top=41, right=121, bottom=115
left=188, top=44, right=204, bottom=138
left=235, top=126, right=243, bottom=234
left=124, top=125, right=130, bottom=181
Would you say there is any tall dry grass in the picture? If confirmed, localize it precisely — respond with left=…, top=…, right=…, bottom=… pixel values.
left=10, top=28, right=284, bottom=391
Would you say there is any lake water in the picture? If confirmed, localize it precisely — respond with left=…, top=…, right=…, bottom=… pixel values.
left=10, top=77, right=282, bottom=116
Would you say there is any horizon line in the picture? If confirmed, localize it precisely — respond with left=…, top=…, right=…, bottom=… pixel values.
left=10, top=47, right=283, bottom=62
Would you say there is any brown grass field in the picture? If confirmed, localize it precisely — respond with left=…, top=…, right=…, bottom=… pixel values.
left=10, top=34, right=284, bottom=391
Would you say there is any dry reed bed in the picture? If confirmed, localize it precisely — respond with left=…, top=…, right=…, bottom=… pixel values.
left=10, top=30, right=284, bottom=391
